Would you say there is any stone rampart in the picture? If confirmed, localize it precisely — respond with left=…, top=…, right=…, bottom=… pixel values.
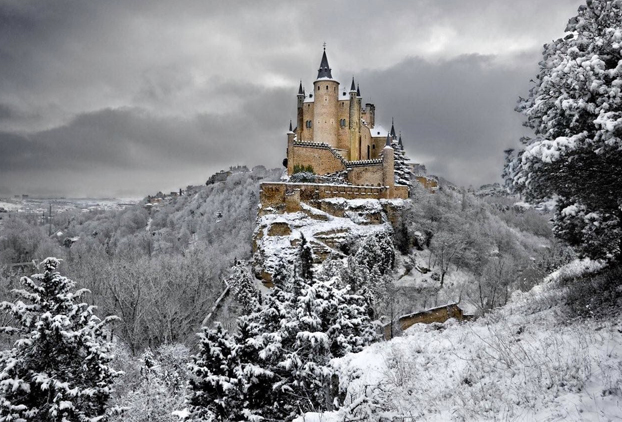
left=260, top=182, right=390, bottom=214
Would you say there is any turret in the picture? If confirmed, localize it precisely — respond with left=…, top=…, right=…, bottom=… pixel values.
left=297, top=81, right=304, bottom=140
left=365, top=103, right=376, bottom=127
left=383, top=133, right=395, bottom=197
left=312, top=46, right=339, bottom=147
left=287, top=120, right=295, bottom=175
left=349, top=77, right=361, bottom=160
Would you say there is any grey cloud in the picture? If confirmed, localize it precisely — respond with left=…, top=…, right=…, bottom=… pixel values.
left=0, top=0, right=586, bottom=196
left=355, top=53, right=536, bottom=186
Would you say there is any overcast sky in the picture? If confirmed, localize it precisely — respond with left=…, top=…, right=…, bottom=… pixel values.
left=0, top=0, right=584, bottom=197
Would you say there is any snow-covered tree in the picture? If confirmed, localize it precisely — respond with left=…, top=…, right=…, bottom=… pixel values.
left=229, top=256, right=378, bottom=421
left=507, top=0, right=622, bottom=261
left=354, top=231, right=395, bottom=276
left=392, top=137, right=412, bottom=188
left=226, top=261, right=260, bottom=313
left=298, top=234, right=314, bottom=281
left=187, top=323, right=240, bottom=422
left=0, top=257, right=120, bottom=422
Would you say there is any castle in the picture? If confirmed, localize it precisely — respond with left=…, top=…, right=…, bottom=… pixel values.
left=284, top=47, right=410, bottom=200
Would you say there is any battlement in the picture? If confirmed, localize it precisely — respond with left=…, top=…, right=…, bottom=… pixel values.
left=347, top=158, right=383, bottom=167
left=259, top=182, right=400, bottom=215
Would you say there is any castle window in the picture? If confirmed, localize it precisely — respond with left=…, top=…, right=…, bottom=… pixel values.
left=340, top=119, right=347, bottom=128
left=326, top=85, right=328, bottom=90
left=318, top=86, right=320, bottom=91
left=372, top=144, right=375, bottom=149
left=324, top=96, right=328, bottom=103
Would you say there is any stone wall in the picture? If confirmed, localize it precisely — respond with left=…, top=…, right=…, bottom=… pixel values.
left=347, top=162, right=384, bottom=186
left=290, top=143, right=346, bottom=175
left=260, top=182, right=391, bottom=214
left=415, top=176, right=439, bottom=191
left=384, top=304, right=464, bottom=340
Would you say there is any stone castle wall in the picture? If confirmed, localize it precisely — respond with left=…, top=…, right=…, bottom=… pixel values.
left=347, top=162, right=384, bottom=186
left=289, top=143, right=346, bottom=174
left=260, top=182, right=391, bottom=212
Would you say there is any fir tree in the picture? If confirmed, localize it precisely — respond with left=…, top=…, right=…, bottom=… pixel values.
left=298, top=234, right=314, bottom=282
left=0, top=258, right=120, bottom=422
left=187, top=323, right=240, bottom=422
left=507, top=0, right=622, bottom=261
left=226, top=261, right=260, bottom=313
left=392, top=137, right=412, bottom=188
left=354, top=231, right=395, bottom=275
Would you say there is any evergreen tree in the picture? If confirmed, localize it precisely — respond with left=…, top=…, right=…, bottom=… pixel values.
left=507, top=0, right=622, bottom=261
left=233, top=315, right=278, bottom=421
left=187, top=323, right=240, bottom=422
left=298, top=234, right=314, bottom=282
left=232, top=258, right=379, bottom=420
left=392, top=137, right=412, bottom=188
left=0, top=258, right=119, bottom=422
left=354, top=231, right=395, bottom=275
left=226, top=261, right=260, bottom=313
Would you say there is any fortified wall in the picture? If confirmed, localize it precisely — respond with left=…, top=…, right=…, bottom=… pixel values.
left=259, top=182, right=408, bottom=216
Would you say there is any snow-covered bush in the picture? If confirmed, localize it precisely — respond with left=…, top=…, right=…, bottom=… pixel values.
left=0, top=258, right=120, bottom=421
left=564, top=264, right=622, bottom=318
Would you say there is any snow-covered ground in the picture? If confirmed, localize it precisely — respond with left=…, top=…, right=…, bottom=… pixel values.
left=297, top=259, right=622, bottom=422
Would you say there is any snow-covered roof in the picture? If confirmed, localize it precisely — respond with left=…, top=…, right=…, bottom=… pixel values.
left=303, top=84, right=353, bottom=103
left=315, top=76, right=336, bottom=82
left=371, top=124, right=389, bottom=138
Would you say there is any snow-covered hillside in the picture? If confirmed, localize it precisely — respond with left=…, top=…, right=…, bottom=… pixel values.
left=298, top=259, right=622, bottom=421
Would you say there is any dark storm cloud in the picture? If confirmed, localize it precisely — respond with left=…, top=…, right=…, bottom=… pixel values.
left=0, top=82, right=289, bottom=196
left=356, top=53, right=536, bottom=186
left=0, top=0, right=584, bottom=196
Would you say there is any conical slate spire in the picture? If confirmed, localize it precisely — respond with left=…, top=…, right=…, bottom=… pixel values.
left=356, top=84, right=361, bottom=97
left=298, top=81, right=304, bottom=95
left=289, top=120, right=293, bottom=132
left=398, top=132, right=404, bottom=148
left=317, top=46, right=333, bottom=79
left=386, top=132, right=392, bottom=147
left=390, top=118, right=396, bottom=139
left=350, top=77, right=356, bottom=92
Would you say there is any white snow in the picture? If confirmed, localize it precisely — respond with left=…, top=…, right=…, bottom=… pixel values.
left=301, top=259, right=622, bottom=421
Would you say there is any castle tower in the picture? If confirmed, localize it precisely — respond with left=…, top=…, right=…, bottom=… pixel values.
left=312, top=47, right=339, bottom=147
left=383, top=133, right=395, bottom=197
left=349, top=77, right=361, bottom=161
left=296, top=81, right=304, bottom=140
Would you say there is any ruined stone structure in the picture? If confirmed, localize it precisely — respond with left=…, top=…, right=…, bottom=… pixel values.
left=383, top=303, right=466, bottom=340
left=284, top=47, right=409, bottom=200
